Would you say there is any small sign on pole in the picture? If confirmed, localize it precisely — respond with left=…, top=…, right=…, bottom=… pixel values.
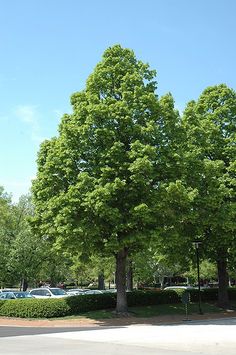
left=181, top=291, right=191, bottom=321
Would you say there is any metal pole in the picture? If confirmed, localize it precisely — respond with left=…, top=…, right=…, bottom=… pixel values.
left=196, top=245, right=203, bottom=314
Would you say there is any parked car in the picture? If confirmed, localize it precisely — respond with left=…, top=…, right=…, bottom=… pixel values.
left=0, top=291, right=34, bottom=300
left=66, top=288, right=90, bottom=296
left=29, top=287, right=69, bottom=298
left=66, top=289, right=103, bottom=296
left=83, top=290, right=103, bottom=295
left=100, top=289, right=117, bottom=293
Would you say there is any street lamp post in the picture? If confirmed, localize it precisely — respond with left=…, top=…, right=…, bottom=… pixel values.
left=193, top=240, right=203, bottom=315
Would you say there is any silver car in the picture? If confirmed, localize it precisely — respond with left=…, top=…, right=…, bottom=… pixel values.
left=0, top=291, right=34, bottom=300
left=66, top=288, right=90, bottom=295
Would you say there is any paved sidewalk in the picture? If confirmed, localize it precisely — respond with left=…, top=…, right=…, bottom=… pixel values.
left=42, top=319, right=236, bottom=353
left=1, top=318, right=236, bottom=355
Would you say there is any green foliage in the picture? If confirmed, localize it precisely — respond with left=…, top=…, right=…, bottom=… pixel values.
left=133, top=249, right=185, bottom=287
left=185, top=260, right=217, bottom=283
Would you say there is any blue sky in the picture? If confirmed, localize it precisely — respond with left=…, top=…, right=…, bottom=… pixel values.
left=1, top=0, right=236, bottom=202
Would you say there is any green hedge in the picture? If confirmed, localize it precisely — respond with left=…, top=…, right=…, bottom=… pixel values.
left=0, top=288, right=235, bottom=319
left=167, top=287, right=236, bottom=303
left=127, top=290, right=180, bottom=306
left=229, top=288, right=236, bottom=301
left=0, top=290, right=180, bottom=318
left=188, top=288, right=218, bottom=302
left=0, top=294, right=117, bottom=319
left=0, top=298, right=70, bottom=318
left=65, top=293, right=116, bottom=313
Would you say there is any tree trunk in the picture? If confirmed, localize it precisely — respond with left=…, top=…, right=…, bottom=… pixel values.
left=21, top=278, right=28, bottom=291
left=217, top=248, right=230, bottom=309
left=98, top=272, right=105, bottom=290
left=115, top=248, right=128, bottom=314
left=126, top=259, right=133, bottom=291
left=159, top=276, right=164, bottom=289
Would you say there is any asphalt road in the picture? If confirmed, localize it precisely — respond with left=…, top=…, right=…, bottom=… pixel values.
left=1, top=318, right=236, bottom=355
left=0, top=325, right=107, bottom=337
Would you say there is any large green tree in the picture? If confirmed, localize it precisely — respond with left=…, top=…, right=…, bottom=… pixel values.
left=181, top=84, right=236, bottom=308
left=32, top=45, right=180, bottom=313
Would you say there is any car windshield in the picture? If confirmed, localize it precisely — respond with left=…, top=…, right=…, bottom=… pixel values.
left=50, top=288, right=67, bottom=295
left=0, top=292, right=14, bottom=298
left=1, top=289, right=12, bottom=292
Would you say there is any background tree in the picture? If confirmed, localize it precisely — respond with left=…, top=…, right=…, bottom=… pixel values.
left=0, top=190, right=50, bottom=289
left=185, top=259, right=217, bottom=285
left=0, top=187, right=15, bottom=287
left=152, top=84, right=236, bottom=309
left=181, top=84, right=236, bottom=308
left=5, top=195, right=50, bottom=290
left=133, top=249, right=185, bottom=289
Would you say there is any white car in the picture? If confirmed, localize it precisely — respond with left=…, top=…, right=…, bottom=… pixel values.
left=29, top=287, right=69, bottom=298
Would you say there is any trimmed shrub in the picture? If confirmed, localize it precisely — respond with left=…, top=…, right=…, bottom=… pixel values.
left=0, top=298, right=70, bottom=318
left=0, top=294, right=117, bottom=318
left=65, top=293, right=116, bottom=313
left=171, top=288, right=219, bottom=303
left=127, top=290, right=180, bottom=306
left=228, top=288, right=236, bottom=301
left=176, top=287, right=236, bottom=303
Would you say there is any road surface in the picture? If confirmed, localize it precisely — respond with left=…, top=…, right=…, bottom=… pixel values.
left=1, top=318, right=236, bottom=354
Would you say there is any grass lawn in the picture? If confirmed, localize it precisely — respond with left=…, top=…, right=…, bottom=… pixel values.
left=54, top=302, right=233, bottom=321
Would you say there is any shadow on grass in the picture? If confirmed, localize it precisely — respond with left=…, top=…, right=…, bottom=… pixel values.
left=52, top=302, right=236, bottom=327
left=79, top=303, right=227, bottom=319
